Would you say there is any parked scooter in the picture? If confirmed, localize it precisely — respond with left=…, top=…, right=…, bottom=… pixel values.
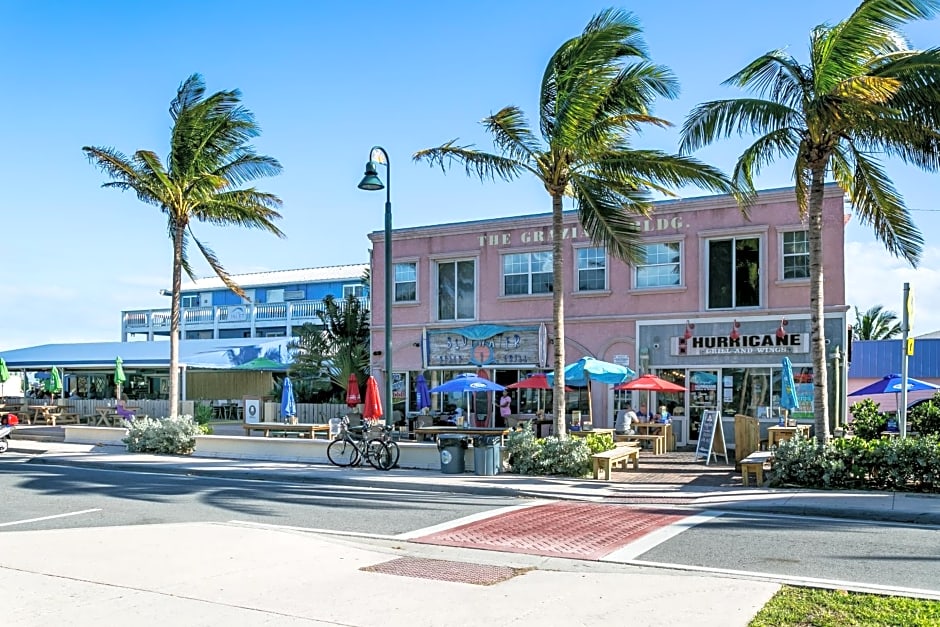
left=0, top=414, right=18, bottom=453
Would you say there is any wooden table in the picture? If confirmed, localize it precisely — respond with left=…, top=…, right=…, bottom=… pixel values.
left=767, top=424, right=810, bottom=447
left=29, top=405, right=63, bottom=426
left=414, top=426, right=511, bottom=443
left=569, top=428, right=616, bottom=437
left=243, top=422, right=330, bottom=438
left=635, top=422, right=675, bottom=451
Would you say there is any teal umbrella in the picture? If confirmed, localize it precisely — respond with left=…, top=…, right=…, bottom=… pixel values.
left=0, top=358, right=9, bottom=384
left=44, top=366, right=63, bottom=403
left=114, top=356, right=127, bottom=400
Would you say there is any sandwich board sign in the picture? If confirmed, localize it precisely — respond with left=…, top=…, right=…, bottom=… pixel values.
left=243, top=395, right=262, bottom=424
left=694, top=409, right=728, bottom=465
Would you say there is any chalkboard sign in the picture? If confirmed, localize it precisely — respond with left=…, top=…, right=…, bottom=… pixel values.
left=694, top=410, right=728, bottom=465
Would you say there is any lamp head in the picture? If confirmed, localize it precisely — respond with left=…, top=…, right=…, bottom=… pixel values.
left=358, top=161, right=385, bottom=191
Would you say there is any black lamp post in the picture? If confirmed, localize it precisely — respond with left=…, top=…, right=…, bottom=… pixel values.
left=358, top=147, right=393, bottom=426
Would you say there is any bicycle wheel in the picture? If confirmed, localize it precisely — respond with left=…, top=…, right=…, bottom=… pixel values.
left=327, top=438, right=360, bottom=467
left=383, top=438, right=400, bottom=469
left=366, top=439, right=394, bottom=470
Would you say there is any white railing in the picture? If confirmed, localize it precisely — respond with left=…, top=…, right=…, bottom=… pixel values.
left=121, top=297, right=368, bottom=336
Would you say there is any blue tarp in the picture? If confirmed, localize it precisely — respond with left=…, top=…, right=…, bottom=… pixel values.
left=0, top=338, right=294, bottom=371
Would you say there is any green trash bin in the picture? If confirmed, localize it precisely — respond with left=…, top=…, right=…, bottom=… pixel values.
left=437, top=434, right=468, bottom=474
left=472, top=435, right=501, bottom=476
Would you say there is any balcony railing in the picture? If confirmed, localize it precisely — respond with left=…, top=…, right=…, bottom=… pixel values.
left=122, top=297, right=368, bottom=333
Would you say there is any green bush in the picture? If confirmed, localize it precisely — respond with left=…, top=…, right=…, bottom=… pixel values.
left=909, top=392, right=940, bottom=436
left=769, top=434, right=940, bottom=491
left=848, top=398, right=887, bottom=440
left=504, top=424, right=596, bottom=477
left=539, top=436, right=592, bottom=477
left=193, top=402, right=214, bottom=435
left=505, top=424, right=543, bottom=475
left=124, top=415, right=201, bottom=455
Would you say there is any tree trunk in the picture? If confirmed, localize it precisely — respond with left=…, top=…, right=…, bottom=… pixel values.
left=551, top=193, right=567, bottom=438
left=168, top=223, right=184, bottom=419
left=808, top=165, right=830, bottom=444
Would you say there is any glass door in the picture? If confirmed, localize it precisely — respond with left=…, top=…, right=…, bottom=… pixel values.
left=688, top=370, right=719, bottom=442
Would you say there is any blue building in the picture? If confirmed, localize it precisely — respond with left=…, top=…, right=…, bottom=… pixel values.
left=120, top=264, right=369, bottom=341
left=848, top=337, right=940, bottom=414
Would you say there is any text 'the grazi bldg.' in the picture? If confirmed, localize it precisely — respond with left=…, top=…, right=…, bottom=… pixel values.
left=368, top=185, right=850, bottom=446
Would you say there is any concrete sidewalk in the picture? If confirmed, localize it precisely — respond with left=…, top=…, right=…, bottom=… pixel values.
left=11, top=439, right=940, bottom=525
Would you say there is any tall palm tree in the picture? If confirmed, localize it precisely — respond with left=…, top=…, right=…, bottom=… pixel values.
left=680, top=0, right=940, bottom=443
left=854, top=304, right=902, bottom=339
left=84, top=74, right=285, bottom=418
left=414, top=9, right=735, bottom=438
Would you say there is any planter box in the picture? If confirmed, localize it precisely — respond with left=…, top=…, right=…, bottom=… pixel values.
left=63, top=425, right=128, bottom=445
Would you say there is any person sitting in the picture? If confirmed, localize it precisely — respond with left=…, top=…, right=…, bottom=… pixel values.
left=115, top=402, right=135, bottom=421
left=615, top=403, right=638, bottom=435
left=658, top=405, right=671, bottom=424
left=636, top=404, right=649, bottom=422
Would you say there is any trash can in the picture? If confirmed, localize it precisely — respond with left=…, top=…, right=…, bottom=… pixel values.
left=472, top=435, right=501, bottom=476
left=437, top=434, right=468, bottom=474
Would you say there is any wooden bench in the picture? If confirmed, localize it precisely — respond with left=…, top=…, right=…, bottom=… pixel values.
left=614, top=433, right=666, bottom=455
left=591, top=444, right=641, bottom=480
left=242, top=423, right=330, bottom=438
left=740, top=451, right=775, bottom=486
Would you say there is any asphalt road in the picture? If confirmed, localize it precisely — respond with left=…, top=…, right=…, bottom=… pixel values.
left=0, top=454, right=521, bottom=535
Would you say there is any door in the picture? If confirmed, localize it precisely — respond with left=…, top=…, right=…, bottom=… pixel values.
left=688, top=370, right=719, bottom=442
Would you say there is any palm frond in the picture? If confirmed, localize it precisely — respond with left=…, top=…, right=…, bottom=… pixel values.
left=413, top=142, right=532, bottom=182
left=482, top=106, right=542, bottom=166
left=569, top=174, right=648, bottom=265
left=732, top=128, right=802, bottom=195
left=680, top=99, right=801, bottom=154
left=189, top=233, right=247, bottom=299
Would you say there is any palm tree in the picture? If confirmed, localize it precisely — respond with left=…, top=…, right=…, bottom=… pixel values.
left=84, top=74, right=285, bottom=418
left=289, top=294, right=371, bottom=400
left=854, top=305, right=902, bottom=339
left=414, top=9, right=735, bottom=438
left=680, top=0, right=940, bottom=443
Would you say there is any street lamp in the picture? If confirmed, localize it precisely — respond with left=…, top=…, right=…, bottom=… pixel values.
left=358, top=146, right=393, bottom=426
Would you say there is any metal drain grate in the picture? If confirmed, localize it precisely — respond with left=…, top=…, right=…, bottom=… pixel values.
left=361, top=557, right=530, bottom=586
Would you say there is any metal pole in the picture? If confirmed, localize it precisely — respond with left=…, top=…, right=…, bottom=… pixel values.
left=384, top=165, right=393, bottom=428
left=900, top=282, right=911, bottom=438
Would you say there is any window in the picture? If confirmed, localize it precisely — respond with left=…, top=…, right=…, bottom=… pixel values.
left=635, top=242, right=680, bottom=288
left=502, top=252, right=552, bottom=295
left=576, top=247, right=606, bottom=291
left=181, top=295, right=199, bottom=308
left=437, top=259, right=475, bottom=320
left=343, top=284, right=365, bottom=299
left=707, top=236, right=760, bottom=309
left=394, top=262, right=417, bottom=302
left=782, top=230, right=809, bottom=280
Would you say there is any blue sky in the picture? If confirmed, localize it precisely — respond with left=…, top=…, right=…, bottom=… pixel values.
left=1, top=1, right=937, bottom=351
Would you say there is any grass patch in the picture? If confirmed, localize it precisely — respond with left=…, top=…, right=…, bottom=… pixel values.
left=750, top=586, right=940, bottom=626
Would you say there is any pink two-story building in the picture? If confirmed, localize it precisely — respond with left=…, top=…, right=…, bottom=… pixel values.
left=368, top=184, right=850, bottom=446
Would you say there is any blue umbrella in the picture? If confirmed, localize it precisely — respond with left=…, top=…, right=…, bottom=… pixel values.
left=848, top=373, right=940, bottom=397
left=780, top=357, right=800, bottom=425
left=547, top=357, right=635, bottom=428
left=280, top=376, right=297, bottom=422
left=429, top=373, right=506, bottom=394
left=415, top=373, right=431, bottom=411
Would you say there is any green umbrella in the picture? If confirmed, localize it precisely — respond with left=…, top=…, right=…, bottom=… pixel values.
left=114, top=356, right=127, bottom=400
left=44, top=366, right=63, bottom=402
left=0, top=358, right=9, bottom=384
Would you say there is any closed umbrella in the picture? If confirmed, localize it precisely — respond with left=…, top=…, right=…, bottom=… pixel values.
left=0, top=358, right=9, bottom=384
left=415, top=373, right=431, bottom=411
left=779, top=357, right=800, bottom=425
left=346, top=373, right=361, bottom=408
left=280, top=376, right=297, bottom=423
left=44, top=366, right=62, bottom=405
left=363, top=375, right=383, bottom=423
left=113, top=356, right=127, bottom=401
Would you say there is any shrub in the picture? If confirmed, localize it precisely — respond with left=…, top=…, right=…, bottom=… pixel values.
left=909, top=393, right=940, bottom=436
left=193, top=402, right=214, bottom=435
left=538, top=436, right=592, bottom=477
left=584, top=432, right=616, bottom=455
left=504, top=424, right=595, bottom=477
left=848, top=398, right=887, bottom=440
left=505, top=424, right=543, bottom=475
left=124, top=415, right=200, bottom=455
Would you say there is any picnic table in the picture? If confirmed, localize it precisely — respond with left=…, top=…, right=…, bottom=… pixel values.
left=242, top=422, right=330, bottom=438
left=767, top=424, right=810, bottom=447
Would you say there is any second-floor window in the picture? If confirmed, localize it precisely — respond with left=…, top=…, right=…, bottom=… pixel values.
left=503, top=252, right=552, bottom=296
left=577, top=246, right=606, bottom=291
left=707, top=236, right=761, bottom=309
left=394, top=262, right=417, bottom=302
left=781, top=230, right=809, bottom=280
left=181, top=295, right=199, bottom=308
left=437, top=259, right=475, bottom=320
left=636, top=242, right=681, bottom=288
left=343, top=284, right=365, bottom=299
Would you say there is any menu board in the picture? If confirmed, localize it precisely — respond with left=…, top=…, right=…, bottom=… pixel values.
left=694, top=410, right=728, bottom=465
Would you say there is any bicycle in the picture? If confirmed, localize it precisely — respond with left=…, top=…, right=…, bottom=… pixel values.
left=327, top=416, right=394, bottom=470
left=367, top=422, right=401, bottom=469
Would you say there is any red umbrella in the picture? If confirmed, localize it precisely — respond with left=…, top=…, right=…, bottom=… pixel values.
left=363, top=375, right=383, bottom=422
left=613, top=374, right=687, bottom=392
left=346, top=373, right=361, bottom=408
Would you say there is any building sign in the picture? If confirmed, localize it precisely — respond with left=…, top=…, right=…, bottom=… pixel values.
left=672, top=333, right=810, bottom=356
left=477, top=216, right=683, bottom=248
left=425, top=324, right=545, bottom=368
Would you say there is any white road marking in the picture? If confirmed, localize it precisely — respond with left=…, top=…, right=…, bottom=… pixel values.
left=396, top=500, right=551, bottom=540
left=0, top=508, right=102, bottom=527
left=601, top=509, right=724, bottom=562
